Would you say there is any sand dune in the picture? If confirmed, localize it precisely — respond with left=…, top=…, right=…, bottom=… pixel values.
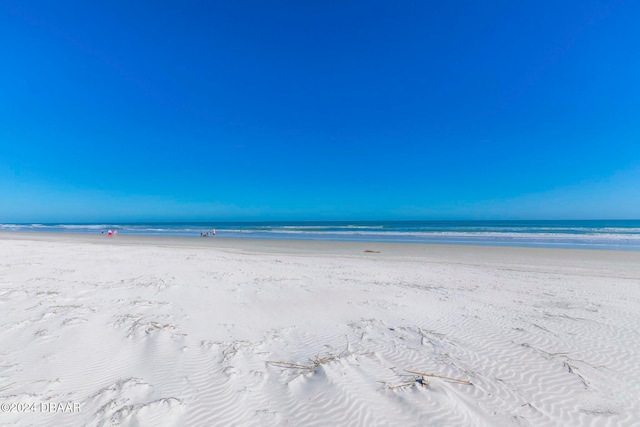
left=1, top=233, right=639, bottom=426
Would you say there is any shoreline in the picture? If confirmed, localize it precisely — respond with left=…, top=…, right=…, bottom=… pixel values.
left=3, top=231, right=639, bottom=284
left=2, top=230, right=640, bottom=256
left=3, top=219, right=640, bottom=252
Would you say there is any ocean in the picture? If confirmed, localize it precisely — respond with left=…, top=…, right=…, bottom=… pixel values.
left=2, top=220, right=640, bottom=250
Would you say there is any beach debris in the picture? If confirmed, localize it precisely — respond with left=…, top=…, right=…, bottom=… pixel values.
left=267, top=338, right=373, bottom=375
left=380, top=375, right=430, bottom=390
left=267, top=354, right=344, bottom=374
left=381, top=370, right=471, bottom=390
left=267, top=359, right=320, bottom=372
left=107, top=397, right=184, bottom=422
left=563, top=360, right=589, bottom=389
left=113, top=314, right=176, bottom=337
left=519, top=343, right=589, bottom=388
left=405, top=370, right=472, bottom=385
left=219, top=340, right=251, bottom=363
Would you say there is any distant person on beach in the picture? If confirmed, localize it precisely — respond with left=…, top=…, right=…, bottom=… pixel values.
left=107, top=230, right=112, bottom=237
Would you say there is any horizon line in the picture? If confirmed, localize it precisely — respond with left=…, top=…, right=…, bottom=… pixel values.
left=3, top=218, right=640, bottom=225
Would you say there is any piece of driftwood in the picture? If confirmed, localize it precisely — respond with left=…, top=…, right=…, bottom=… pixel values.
left=405, top=370, right=472, bottom=385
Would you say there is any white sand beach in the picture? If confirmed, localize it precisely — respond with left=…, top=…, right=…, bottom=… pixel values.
left=1, top=233, right=639, bottom=426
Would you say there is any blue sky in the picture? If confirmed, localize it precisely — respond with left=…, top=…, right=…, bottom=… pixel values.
left=1, top=1, right=639, bottom=222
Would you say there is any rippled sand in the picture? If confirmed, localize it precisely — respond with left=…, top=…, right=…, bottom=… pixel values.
left=1, top=233, right=639, bottom=426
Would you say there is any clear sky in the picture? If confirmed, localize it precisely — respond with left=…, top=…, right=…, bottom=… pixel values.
left=1, top=1, right=639, bottom=222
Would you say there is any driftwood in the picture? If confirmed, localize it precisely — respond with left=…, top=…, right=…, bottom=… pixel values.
left=405, top=370, right=472, bottom=385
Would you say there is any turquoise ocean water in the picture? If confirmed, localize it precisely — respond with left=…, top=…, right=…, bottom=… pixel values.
left=2, top=220, right=640, bottom=250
